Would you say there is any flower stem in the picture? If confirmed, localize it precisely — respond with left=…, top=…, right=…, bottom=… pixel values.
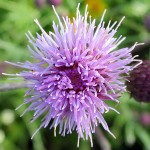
left=95, top=127, right=111, bottom=150
left=0, top=82, right=28, bottom=92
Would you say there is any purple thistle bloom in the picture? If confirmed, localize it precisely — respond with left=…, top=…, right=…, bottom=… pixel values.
left=6, top=4, right=141, bottom=147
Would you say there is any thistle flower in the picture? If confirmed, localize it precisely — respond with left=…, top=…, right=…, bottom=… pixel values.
left=5, top=4, right=140, bottom=147
left=127, top=60, right=150, bottom=103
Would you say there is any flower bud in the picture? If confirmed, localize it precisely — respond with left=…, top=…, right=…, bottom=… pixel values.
left=140, top=112, right=150, bottom=126
left=36, top=0, right=45, bottom=8
left=48, top=0, right=62, bottom=6
left=127, top=60, right=150, bottom=102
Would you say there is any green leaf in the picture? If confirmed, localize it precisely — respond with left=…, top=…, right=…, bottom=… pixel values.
left=135, top=124, right=150, bottom=150
left=125, top=122, right=136, bottom=146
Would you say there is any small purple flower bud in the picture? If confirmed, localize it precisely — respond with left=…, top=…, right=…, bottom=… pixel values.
left=127, top=60, right=150, bottom=103
left=144, top=14, right=150, bottom=32
left=140, top=112, right=150, bottom=126
left=35, top=0, right=45, bottom=8
left=48, top=0, right=62, bottom=6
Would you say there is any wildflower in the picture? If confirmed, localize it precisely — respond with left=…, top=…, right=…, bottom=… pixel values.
left=5, top=4, right=140, bottom=147
left=140, top=112, right=150, bottom=126
left=35, top=0, right=45, bottom=8
left=127, top=60, right=150, bottom=103
left=48, top=0, right=63, bottom=6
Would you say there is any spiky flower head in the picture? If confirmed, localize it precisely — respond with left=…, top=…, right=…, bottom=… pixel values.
left=6, top=4, right=140, bottom=146
left=127, top=60, right=150, bottom=103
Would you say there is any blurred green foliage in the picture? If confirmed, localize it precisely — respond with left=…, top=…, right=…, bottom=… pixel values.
left=0, top=0, right=150, bottom=150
